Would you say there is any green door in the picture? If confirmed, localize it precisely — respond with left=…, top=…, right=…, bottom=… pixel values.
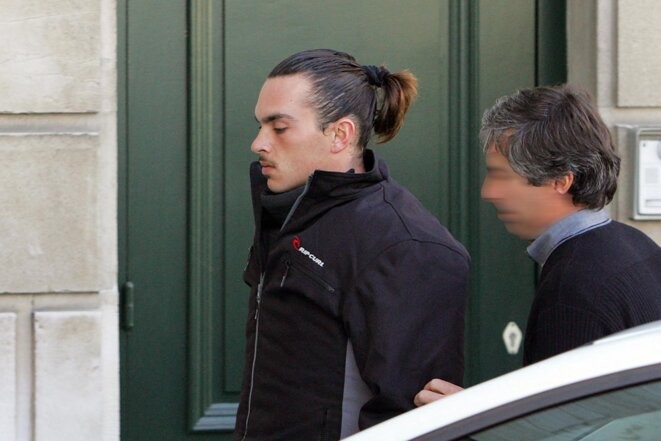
left=119, top=1, right=564, bottom=439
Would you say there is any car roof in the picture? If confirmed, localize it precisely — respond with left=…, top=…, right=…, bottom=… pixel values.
left=345, top=320, right=661, bottom=441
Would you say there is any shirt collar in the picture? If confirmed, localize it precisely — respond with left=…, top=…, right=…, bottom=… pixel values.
left=527, top=209, right=611, bottom=266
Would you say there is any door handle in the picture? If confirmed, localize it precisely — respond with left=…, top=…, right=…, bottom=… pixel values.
left=122, top=281, right=135, bottom=330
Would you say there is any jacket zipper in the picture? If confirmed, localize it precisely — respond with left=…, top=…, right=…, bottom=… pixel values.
left=280, top=261, right=291, bottom=287
left=242, top=176, right=311, bottom=438
left=280, top=260, right=334, bottom=294
left=280, top=176, right=311, bottom=232
left=293, top=261, right=335, bottom=294
left=242, top=272, right=264, bottom=440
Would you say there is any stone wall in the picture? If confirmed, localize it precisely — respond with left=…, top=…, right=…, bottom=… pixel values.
left=0, top=0, right=118, bottom=440
left=568, top=0, right=661, bottom=243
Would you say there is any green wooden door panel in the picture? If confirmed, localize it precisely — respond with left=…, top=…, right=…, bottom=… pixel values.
left=119, top=0, right=222, bottom=439
left=465, top=0, right=538, bottom=384
left=463, top=0, right=567, bottom=385
left=537, top=0, right=567, bottom=86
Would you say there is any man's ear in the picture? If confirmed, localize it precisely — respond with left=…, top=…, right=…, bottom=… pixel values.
left=553, top=173, right=574, bottom=194
left=330, top=117, right=357, bottom=153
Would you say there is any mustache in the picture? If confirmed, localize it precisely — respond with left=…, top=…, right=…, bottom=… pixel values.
left=258, top=156, right=275, bottom=167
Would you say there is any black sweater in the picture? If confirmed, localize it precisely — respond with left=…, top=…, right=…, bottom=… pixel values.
left=523, top=221, right=661, bottom=365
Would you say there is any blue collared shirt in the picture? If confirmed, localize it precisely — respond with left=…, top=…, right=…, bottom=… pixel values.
left=527, top=209, right=612, bottom=266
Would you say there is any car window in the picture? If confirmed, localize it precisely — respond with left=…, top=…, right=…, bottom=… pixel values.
left=461, top=379, right=661, bottom=441
left=412, top=370, right=661, bottom=441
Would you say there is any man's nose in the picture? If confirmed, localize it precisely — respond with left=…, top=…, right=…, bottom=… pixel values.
left=480, top=178, right=496, bottom=201
left=251, top=130, right=270, bottom=154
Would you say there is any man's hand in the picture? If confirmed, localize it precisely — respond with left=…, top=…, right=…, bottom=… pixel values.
left=414, top=379, right=464, bottom=407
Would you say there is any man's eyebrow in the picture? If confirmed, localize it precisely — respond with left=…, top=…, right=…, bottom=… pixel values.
left=255, top=113, right=295, bottom=124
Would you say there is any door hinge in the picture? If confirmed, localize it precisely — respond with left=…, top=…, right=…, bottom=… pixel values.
left=121, top=281, right=135, bottom=330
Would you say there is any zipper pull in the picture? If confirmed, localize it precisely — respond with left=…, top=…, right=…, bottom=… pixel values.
left=254, top=273, right=265, bottom=320
left=280, top=261, right=291, bottom=287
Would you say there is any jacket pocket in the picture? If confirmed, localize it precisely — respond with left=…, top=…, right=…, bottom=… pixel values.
left=279, top=259, right=339, bottom=317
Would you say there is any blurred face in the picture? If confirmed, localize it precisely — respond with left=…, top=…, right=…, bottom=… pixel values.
left=481, top=145, right=564, bottom=240
left=251, top=74, right=335, bottom=193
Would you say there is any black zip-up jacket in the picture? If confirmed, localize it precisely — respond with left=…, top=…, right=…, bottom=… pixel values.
left=234, top=151, right=470, bottom=440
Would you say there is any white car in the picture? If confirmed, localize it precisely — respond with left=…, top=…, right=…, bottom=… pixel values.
left=345, top=320, right=661, bottom=441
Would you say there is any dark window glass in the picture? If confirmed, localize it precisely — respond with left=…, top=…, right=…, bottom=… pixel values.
left=456, top=380, right=661, bottom=441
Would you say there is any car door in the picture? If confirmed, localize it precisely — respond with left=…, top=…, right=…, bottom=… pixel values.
left=418, top=365, right=661, bottom=440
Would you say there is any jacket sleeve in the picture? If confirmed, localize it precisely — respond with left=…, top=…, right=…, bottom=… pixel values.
left=343, top=239, right=470, bottom=429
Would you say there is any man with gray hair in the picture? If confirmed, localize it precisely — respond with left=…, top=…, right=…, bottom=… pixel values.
left=415, top=84, right=661, bottom=405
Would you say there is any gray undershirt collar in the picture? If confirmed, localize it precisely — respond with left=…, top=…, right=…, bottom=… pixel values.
left=527, top=209, right=611, bottom=266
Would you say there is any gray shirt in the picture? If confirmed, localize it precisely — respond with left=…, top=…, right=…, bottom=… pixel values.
left=527, top=209, right=611, bottom=266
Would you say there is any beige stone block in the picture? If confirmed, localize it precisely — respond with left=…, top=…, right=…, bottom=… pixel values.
left=0, top=133, right=100, bottom=293
left=0, top=0, right=101, bottom=113
left=618, top=0, right=661, bottom=107
left=0, top=313, right=17, bottom=441
left=34, top=311, right=102, bottom=441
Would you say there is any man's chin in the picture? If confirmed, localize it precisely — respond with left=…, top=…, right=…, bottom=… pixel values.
left=501, top=222, right=534, bottom=241
left=266, top=180, right=290, bottom=194
left=266, top=182, right=282, bottom=193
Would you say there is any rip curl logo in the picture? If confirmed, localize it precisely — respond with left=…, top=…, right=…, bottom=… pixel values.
left=292, top=236, right=301, bottom=250
left=292, top=235, right=325, bottom=267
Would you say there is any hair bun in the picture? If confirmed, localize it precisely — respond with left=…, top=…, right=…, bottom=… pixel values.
left=363, top=65, right=388, bottom=87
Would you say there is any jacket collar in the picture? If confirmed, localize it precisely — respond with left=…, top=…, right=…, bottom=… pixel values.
left=249, top=149, right=387, bottom=234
